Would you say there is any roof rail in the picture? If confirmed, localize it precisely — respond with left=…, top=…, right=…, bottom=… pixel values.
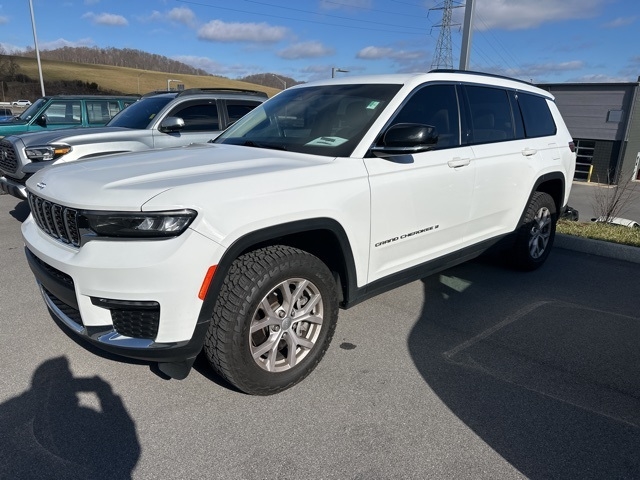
left=428, top=69, right=535, bottom=86
left=176, top=88, right=268, bottom=98
left=141, top=90, right=177, bottom=98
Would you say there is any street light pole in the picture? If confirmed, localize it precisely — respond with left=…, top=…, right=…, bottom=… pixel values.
left=28, top=0, right=45, bottom=96
left=271, top=74, right=286, bottom=89
left=331, top=67, right=349, bottom=78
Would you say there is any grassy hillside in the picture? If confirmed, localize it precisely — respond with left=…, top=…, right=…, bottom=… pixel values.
left=9, top=56, right=280, bottom=98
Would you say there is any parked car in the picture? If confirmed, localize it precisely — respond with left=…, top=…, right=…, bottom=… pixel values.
left=22, top=70, right=576, bottom=394
left=0, top=107, right=13, bottom=122
left=0, top=88, right=266, bottom=199
left=0, top=95, right=139, bottom=138
left=11, top=99, right=31, bottom=107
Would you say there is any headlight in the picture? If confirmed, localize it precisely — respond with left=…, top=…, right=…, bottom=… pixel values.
left=79, top=209, right=197, bottom=238
left=25, top=144, right=72, bottom=161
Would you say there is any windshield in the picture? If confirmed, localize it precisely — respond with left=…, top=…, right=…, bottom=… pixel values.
left=107, top=96, right=174, bottom=129
left=17, top=98, right=48, bottom=122
left=214, top=84, right=402, bottom=157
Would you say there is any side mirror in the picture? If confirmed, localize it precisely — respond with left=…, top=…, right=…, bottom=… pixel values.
left=160, top=116, right=185, bottom=133
left=35, top=114, right=47, bottom=127
left=371, top=123, right=438, bottom=157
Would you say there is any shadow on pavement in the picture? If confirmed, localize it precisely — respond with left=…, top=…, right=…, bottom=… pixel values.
left=0, top=356, right=140, bottom=479
left=408, top=251, right=640, bottom=478
left=9, top=199, right=30, bottom=223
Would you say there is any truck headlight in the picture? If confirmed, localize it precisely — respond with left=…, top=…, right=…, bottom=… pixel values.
left=80, top=209, right=197, bottom=238
left=25, top=144, right=72, bottom=161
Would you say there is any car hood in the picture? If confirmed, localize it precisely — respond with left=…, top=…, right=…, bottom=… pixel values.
left=11, top=127, right=132, bottom=146
left=26, top=143, right=334, bottom=210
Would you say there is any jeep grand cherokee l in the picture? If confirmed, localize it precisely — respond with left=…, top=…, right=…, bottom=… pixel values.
left=22, top=70, right=576, bottom=395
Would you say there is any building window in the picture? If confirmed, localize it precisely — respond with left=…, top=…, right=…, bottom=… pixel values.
left=607, top=109, right=623, bottom=123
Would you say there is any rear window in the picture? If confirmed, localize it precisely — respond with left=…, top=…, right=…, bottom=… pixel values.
left=517, top=92, right=556, bottom=138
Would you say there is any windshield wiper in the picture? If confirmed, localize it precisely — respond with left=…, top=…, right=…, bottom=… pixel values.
left=242, top=140, right=287, bottom=151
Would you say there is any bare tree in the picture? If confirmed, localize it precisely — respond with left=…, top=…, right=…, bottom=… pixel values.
left=592, top=172, right=640, bottom=222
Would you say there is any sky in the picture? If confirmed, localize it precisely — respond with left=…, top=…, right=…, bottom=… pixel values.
left=0, top=0, right=638, bottom=84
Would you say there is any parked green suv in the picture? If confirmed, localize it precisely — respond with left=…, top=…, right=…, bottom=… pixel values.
left=0, top=95, right=139, bottom=138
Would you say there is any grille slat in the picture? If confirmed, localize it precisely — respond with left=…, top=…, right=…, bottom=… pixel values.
left=29, top=192, right=80, bottom=247
left=0, top=139, right=18, bottom=174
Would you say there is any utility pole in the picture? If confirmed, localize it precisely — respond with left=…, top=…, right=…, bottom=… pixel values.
left=429, top=0, right=462, bottom=70
left=28, top=0, right=45, bottom=96
left=459, top=0, right=476, bottom=70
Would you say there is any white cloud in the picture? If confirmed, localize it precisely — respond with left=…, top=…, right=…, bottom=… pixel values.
left=278, top=41, right=334, bottom=59
left=82, top=12, right=128, bottom=26
left=473, top=0, right=606, bottom=30
left=40, top=37, right=95, bottom=50
left=569, top=73, right=632, bottom=83
left=197, top=20, right=288, bottom=43
left=602, top=16, right=637, bottom=28
left=0, top=43, right=25, bottom=54
left=357, top=45, right=426, bottom=62
left=357, top=46, right=394, bottom=60
left=167, top=7, right=197, bottom=27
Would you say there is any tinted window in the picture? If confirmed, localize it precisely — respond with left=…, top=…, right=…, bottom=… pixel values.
left=391, top=84, right=460, bottom=149
left=226, top=101, right=261, bottom=124
left=87, top=100, right=121, bottom=125
left=518, top=92, right=556, bottom=138
left=465, top=86, right=515, bottom=144
left=44, top=100, right=82, bottom=125
left=171, top=103, right=219, bottom=131
left=108, top=96, right=174, bottom=129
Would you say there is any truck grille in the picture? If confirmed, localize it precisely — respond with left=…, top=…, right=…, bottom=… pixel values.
left=0, top=139, right=18, bottom=174
left=28, top=192, right=81, bottom=247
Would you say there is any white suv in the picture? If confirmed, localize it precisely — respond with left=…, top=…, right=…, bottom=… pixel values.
left=22, top=71, right=576, bottom=395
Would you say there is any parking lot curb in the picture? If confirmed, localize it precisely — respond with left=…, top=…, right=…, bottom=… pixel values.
left=556, top=233, right=640, bottom=264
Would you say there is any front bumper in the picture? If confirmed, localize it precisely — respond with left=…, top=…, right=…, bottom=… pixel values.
left=0, top=176, right=27, bottom=199
left=22, top=215, right=224, bottom=364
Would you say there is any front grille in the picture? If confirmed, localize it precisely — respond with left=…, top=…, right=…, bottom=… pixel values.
left=0, top=139, right=18, bottom=174
left=42, top=286, right=83, bottom=326
left=28, top=192, right=81, bottom=247
left=112, top=307, right=160, bottom=339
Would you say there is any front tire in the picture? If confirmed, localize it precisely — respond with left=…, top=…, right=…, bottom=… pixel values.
left=511, top=191, right=557, bottom=271
left=204, top=245, right=338, bottom=395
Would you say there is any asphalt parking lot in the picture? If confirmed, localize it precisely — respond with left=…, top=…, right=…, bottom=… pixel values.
left=1, top=193, right=639, bottom=479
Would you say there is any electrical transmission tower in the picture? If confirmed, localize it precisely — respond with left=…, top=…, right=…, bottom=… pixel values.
left=429, top=0, right=462, bottom=70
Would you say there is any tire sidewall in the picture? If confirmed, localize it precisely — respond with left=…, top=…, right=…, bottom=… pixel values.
left=225, top=248, right=338, bottom=393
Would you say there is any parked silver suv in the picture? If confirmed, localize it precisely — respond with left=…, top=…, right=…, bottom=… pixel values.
left=0, top=88, right=267, bottom=199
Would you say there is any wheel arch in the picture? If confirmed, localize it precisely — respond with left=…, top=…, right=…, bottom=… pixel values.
left=532, top=172, right=565, bottom=215
left=197, top=218, right=359, bottom=324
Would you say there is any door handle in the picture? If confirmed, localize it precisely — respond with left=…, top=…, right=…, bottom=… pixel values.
left=447, top=157, right=471, bottom=168
left=522, top=148, right=538, bottom=157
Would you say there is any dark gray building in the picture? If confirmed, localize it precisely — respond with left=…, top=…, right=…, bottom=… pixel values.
left=539, top=80, right=640, bottom=185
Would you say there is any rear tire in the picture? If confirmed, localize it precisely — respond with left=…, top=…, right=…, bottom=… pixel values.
left=510, top=191, right=557, bottom=271
left=204, top=245, right=338, bottom=395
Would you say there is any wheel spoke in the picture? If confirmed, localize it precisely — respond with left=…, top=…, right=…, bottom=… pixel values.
left=250, top=299, right=281, bottom=333
left=292, top=293, right=323, bottom=324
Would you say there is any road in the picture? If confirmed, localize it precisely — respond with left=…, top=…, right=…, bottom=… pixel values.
left=568, top=180, right=640, bottom=223
left=1, top=193, right=639, bottom=479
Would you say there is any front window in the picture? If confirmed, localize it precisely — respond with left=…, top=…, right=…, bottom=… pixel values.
left=214, top=84, right=402, bottom=157
left=17, top=98, right=48, bottom=121
left=107, top=96, right=174, bottom=129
